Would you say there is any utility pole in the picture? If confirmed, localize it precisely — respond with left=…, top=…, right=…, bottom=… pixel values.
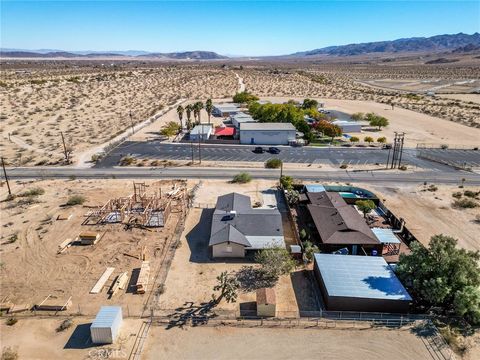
left=390, top=132, right=399, bottom=169
left=198, top=125, right=202, bottom=164
left=386, top=146, right=392, bottom=170
left=1, top=157, right=11, bottom=196
left=191, top=142, right=194, bottom=164
left=129, top=110, right=135, bottom=134
left=280, top=161, right=283, bottom=179
left=397, top=133, right=405, bottom=168
left=60, top=131, right=69, bottom=164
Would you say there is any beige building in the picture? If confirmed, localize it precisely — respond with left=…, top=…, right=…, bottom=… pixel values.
left=256, top=287, right=276, bottom=317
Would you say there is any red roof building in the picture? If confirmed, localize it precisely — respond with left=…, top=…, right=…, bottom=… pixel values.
left=214, top=126, right=235, bottom=137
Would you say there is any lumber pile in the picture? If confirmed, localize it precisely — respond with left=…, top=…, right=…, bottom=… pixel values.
left=79, top=231, right=100, bottom=245
left=90, top=267, right=115, bottom=294
left=135, top=261, right=150, bottom=294
left=57, top=238, right=73, bottom=254
left=108, top=272, right=128, bottom=296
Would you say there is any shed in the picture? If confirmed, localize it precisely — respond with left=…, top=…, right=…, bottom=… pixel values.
left=90, top=306, right=123, bottom=344
left=256, top=288, right=276, bottom=317
left=313, top=254, right=412, bottom=313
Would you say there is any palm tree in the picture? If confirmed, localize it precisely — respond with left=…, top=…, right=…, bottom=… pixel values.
left=205, top=99, right=213, bottom=125
left=185, top=104, right=193, bottom=130
left=176, top=105, right=184, bottom=129
left=193, top=101, right=204, bottom=124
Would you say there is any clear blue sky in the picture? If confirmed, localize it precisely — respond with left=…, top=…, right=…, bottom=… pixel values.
left=1, top=1, right=479, bottom=56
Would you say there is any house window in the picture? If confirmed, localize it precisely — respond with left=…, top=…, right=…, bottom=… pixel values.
left=226, top=246, right=233, bottom=253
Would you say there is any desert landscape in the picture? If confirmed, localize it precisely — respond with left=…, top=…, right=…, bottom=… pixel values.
left=2, top=3, right=480, bottom=357
left=1, top=58, right=480, bottom=166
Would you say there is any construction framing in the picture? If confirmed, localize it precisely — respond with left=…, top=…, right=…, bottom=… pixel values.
left=83, top=181, right=186, bottom=228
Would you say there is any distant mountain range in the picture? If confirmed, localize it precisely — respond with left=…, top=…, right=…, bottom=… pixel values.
left=0, top=49, right=227, bottom=60
left=290, top=32, right=480, bottom=57
left=2, top=33, right=479, bottom=59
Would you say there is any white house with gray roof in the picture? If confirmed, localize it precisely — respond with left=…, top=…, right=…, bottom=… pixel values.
left=209, top=193, right=285, bottom=258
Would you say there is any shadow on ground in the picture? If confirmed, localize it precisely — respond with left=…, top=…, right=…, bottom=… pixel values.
left=64, top=323, right=95, bottom=349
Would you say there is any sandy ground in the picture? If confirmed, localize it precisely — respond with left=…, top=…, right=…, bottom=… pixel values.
left=0, top=179, right=186, bottom=316
left=2, top=62, right=480, bottom=167
left=0, top=317, right=142, bottom=360
left=357, top=183, right=480, bottom=251
left=262, top=96, right=480, bottom=147
left=438, top=94, right=480, bottom=104
left=0, top=66, right=238, bottom=166
left=143, top=326, right=434, bottom=360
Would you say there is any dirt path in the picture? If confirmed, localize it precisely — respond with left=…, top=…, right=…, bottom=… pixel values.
left=234, top=72, right=246, bottom=92
left=143, top=326, right=436, bottom=360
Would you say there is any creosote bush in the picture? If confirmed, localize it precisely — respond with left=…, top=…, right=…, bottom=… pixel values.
left=265, top=158, right=282, bottom=169
left=231, top=172, right=252, bottom=184
left=66, top=195, right=86, bottom=206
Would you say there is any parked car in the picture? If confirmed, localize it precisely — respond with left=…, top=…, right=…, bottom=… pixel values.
left=268, top=147, right=280, bottom=154
left=382, top=144, right=392, bottom=150
left=253, top=147, right=265, bottom=153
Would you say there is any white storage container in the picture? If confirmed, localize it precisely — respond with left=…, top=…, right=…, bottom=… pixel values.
left=90, top=306, right=123, bottom=344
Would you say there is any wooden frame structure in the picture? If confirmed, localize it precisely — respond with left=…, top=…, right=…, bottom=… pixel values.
left=83, top=182, right=186, bottom=227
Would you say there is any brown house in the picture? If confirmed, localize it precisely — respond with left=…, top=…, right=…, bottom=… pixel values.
left=304, top=191, right=382, bottom=256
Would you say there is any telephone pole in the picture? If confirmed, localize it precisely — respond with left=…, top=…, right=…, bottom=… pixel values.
left=129, top=110, right=135, bottom=134
left=60, top=131, right=69, bottom=164
left=1, top=157, right=11, bottom=196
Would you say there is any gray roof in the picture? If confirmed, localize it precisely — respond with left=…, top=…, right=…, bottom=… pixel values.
left=209, top=193, right=284, bottom=247
left=240, top=122, right=296, bottom=131
left=213, top=103, right=240, bottom=111
left=314, top=253, right=412, bottom=301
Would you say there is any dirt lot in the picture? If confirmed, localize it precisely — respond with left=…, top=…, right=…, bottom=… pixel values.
left=262, top=96, right=480, bottom=147
left=0, top=317, right=142, bottom=360
left=0, top=179, right=186, bottom=316
left=143, top=325, right=434, bottom=360
left=362, top=183, right=480, bottom=251
left=157, top=179, right=318, bottom=317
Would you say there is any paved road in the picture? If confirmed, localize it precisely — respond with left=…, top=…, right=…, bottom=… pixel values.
left=417, top=148, right=480, bottom=167
left=4, top=166, right=480, bottom=185
left=95, top=142, right=460, bottom=172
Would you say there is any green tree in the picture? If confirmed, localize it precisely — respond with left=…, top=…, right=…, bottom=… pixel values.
left=365, top=113, right=389, bottom=130
left=397, top=234, right=480, bottom=324
left=349, top=136, right=360, bottom=143
left=160, top=121, right=181, bottom=137
left=212, top=271, right=239, bottom=304
left=351, top=112, right=365, bottom=121
left=255, top=247, right=296, bottom=282
left=303, top=240, right=319, bottom=263
left=280, top=175, right=294, bottom=190
left=233, top=91, right=259, bottom=103
left=377, top=136, right=387, bottom=144
left=193, top=101, right=204, bottom=124
left=302, top=98, right=318, bottom=110
left=176, top=105, right=184, bottom=129
left=355, top=199, right=376, bottom=218
left=185, top=104, right=193, bottom=129
left=364, top=136, right=374, bottom=144
left=205, top=99, right=213, bottom=125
